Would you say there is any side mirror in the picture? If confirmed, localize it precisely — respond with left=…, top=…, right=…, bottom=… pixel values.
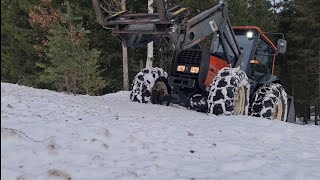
left=277, top=39, right=287, bottom=54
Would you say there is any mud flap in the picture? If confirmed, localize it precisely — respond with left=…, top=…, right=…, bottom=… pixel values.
left=286, top=96, right=296, bottom=123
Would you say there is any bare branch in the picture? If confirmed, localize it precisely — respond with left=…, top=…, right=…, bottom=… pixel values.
left=100, top=0, right=122, bottom=15
left=2, top=127, right=55, bottom=143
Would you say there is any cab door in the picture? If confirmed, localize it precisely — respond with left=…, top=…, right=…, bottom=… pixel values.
left=249, top=38, right=275, bottom=82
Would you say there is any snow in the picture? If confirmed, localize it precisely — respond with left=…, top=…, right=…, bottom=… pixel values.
left=1, top=82, right=320, bottom=180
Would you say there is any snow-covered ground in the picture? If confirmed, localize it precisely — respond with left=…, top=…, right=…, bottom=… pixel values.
left=1, top=82, right=320, bottom=180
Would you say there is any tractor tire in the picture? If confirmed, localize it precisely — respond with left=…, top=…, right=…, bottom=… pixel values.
left=250, top=83, right=288, bottom=121
left=188, top=94, right=208, bottom=112
left=207, top=67, right=250, bottom=115
left=130, top=67, right=169, bottom=103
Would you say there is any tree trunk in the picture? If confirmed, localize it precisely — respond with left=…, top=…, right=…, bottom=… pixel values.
left=91, top=0, right=104, bottom=24
left=306, top=107, right=311, bottom=123
left=156, top=0, right=167, bottom=21
left=72, top=74, right=77, bottom=95
left=315, top=108, right=318, bottom=125
left=65, top=71, right=70, bottom=94
left=146, top=42, right=154, bottom=68
left=122, top=43, right=129, bottom=90
left=121, top=0, right=126, bottom=11
left=146, top=0, right=154, bottom=68
left=303, top=114, right=307, bottom=124
left=121, top=0, right=129, bottom=90
left=315, top=103, right=319, bottom=125
left=318, top=50, right=320, bottom=125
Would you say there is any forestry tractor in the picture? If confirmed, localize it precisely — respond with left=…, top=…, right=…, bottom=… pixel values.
left=92, top=0, right=295, bottom=122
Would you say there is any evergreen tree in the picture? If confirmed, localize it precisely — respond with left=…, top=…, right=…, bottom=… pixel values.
left=228, top=0, right=250, bottom=26
left=75, top=0, right=140, bottom=93
left=277, top=0, right=320, bottom=120
left=291, top=0, right=320, bottom=120
left=247, top=0, right=277, bottom=31
left=1, top=0, right=43, bottom=86
left=40, top=1, right=106, bottom=95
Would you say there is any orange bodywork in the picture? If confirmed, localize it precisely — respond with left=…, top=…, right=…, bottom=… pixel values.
left=204, top=56, right=230, bottom=87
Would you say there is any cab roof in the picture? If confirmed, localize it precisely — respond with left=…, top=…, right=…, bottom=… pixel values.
left=233, top=26, right=277, bottom=51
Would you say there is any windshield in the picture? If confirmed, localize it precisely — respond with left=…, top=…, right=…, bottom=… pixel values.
left=235, top=35, right=255, bottom=66
left=212, top=32, right=254, bottom=69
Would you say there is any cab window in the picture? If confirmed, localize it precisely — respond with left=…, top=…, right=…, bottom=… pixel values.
left=249, top=38, right=275, bottom=80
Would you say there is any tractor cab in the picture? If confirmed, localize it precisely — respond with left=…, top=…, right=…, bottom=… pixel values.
left=234, top=26, right=277, bottom=82
left=211, top=26, right=286, bottom=84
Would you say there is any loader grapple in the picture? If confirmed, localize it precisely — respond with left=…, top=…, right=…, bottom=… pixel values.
left=92, top=0, right=189, bottom=48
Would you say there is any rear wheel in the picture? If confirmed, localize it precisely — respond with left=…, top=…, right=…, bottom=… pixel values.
left=250, top=83, right=288, bottom=121
left=207, top=68, right=250, bottom=115
left=130, top=67, right=169, bottom=103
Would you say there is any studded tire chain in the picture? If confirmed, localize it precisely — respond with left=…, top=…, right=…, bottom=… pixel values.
left=130, top=67, right=168, bottom=103
left=207, top=67, right=250, bottom=115
left=250, top=83, right=288, bottom=121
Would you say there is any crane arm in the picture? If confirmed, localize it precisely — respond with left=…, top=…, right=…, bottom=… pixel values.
left=91, top=0, right=241, bottom=64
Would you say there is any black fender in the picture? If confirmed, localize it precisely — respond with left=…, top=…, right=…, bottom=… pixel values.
left=250, top=75, right=284, bottom=97
left=258, top=75, right=284, bottom=86
left=286, top=95, right=296, bottom=123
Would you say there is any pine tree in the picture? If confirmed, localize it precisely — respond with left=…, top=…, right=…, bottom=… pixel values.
left=1, top=0, right=43, bottom=86
left=247, top=0, right=277, bottom=31
left=228, top=0, right=250, bottom=26
left=277, top=0, right=320, bottom=121
left=41, top=1, right=106, bottom=95
left=293, top=0, right=320, bottom=121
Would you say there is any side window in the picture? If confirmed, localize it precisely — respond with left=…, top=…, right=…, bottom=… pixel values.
left=250, top=38, right=274, bottom=79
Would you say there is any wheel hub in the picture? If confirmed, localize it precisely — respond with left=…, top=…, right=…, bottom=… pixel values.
left=150, top=81, right=168, bottom=104
left=273, top=99, right=284, bottom=120
left=234, top=86, right=246, bottom=115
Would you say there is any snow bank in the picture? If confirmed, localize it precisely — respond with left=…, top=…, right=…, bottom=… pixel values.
left=1, top=83, right=320, bottom=180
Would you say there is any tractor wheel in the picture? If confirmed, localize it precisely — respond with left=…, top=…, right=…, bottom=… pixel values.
left=130, top=67, right=169, bottom=103
left=208, top=68, right=250, bottom=115
left=150, top=78, right=171, bottom=105
left=250, top=83, right=288, bottom=121
left=188, top=94, right=208, bottom=112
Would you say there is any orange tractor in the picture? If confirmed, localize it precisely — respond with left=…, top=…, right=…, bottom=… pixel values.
left=92, top=0, right=295, bottom=122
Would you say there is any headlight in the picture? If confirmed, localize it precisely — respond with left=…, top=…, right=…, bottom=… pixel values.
left=190, top=66, right=200, bottom=74
left=177, top=65, right=186, bottom=72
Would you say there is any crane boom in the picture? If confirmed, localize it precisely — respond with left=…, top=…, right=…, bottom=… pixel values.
left=91, top=0, right=242, bottom=64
